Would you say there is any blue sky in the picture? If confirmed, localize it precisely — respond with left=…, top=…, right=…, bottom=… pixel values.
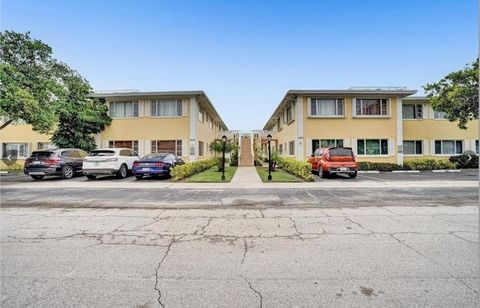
left=1, top=0, right=477, bottom=130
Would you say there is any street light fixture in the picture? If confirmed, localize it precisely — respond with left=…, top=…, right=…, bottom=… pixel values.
left=221, top=135, right=227, bottom=181
left=267, top=134, right=272, bottom=181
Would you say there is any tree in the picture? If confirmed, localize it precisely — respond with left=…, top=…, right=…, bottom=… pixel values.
left=0, top=31, right=111, bottom=150
left=0, top=31, right=61, bottom=132
left=424, top=59, right=479, bottom=129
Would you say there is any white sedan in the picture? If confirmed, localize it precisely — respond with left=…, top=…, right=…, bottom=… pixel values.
left=83, top=148, right=140, bottom=179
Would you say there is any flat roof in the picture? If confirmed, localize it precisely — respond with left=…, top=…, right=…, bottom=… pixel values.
left=90, top=90, right=228, bottom=130
left=263, top=88, right=418, bottom=130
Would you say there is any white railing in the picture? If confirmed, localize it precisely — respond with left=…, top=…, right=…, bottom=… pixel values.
left=349, top=86, right=407, bottom=91
left=94, top=89, right=140, bottom=94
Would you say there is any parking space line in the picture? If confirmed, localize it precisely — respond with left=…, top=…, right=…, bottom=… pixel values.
left=357, top=174, right=388, bottom=182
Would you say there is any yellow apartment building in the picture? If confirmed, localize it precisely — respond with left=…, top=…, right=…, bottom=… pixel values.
left=263, top=87, right=479, bottom=164
left=0, top=90, right=228, bottom=168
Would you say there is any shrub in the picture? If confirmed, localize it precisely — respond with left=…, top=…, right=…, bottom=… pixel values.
left=170, top=158, right=220, bottom=181
left=277, top=157, right=314, bottom=182
left=404, top=158, right=456, bottom=170
left=449, top=154, right=479, bottom=169
left=358, top=162, right=406, bottom=171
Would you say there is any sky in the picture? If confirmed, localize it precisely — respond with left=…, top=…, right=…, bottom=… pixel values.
left=1, top=0, right=477, bottom=130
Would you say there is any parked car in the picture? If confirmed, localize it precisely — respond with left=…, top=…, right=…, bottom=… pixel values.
left=24, top=148, right=88, bottom=180
left=132, top=153, right=184, bottom=179
left=308, top=147, right=358, bottom=178
left=82, top=148, right=139, bottom=179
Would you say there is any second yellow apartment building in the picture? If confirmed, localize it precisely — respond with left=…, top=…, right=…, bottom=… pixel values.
left=264, top=87, right=479, bottom=164
left=0, top=90, right=228, bottom=168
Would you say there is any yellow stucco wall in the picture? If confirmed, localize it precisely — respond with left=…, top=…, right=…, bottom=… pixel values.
left=196, top=106, right=222, bottom=159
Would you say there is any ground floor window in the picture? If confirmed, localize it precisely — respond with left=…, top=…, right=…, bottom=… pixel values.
left=312, top=139, right=343, bottom=151
left=109, top=140, right=139, bottom=153
left=434, top=140, right=462, bottom=155
left=2, top=143, right=28, bottom=159
left=279, top=144, right=283, bottom=155
left=37, top=142, right=56, bottom=150
left=151, top=140, right=182, bottom=156
left=199, top=141, right=205, bottom=156
left=288, top=141, right=295, bottom=156
left=403, top=140, right=423, bottom=155
left=476, top=140, right=479, bottom=154
left=357, top=139, right=388, bottom=155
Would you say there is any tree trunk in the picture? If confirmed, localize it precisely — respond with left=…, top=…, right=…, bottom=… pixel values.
left=0, top=119, right=13, bottom=130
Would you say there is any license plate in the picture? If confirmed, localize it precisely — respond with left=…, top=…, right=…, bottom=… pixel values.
left=339, top=167, right=348, bottom=171
left=29, top=172, right=45, bottom=175
left=94, top=162, right=100, bottom=166
left=142, top=168, right=151, bottom=172
left=32, top=161, right=41, bottom=165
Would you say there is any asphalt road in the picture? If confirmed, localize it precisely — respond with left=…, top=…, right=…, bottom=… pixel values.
left=1, top=206, right=478, bottom=307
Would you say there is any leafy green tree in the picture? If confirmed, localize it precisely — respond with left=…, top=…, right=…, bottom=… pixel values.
left=0, top=31, right=111, bottom=150
left=0, top=31, right=61, bottom=132
left=209, top=138, right=235, bottom=153
left=424, top=59, right=479, bottom=129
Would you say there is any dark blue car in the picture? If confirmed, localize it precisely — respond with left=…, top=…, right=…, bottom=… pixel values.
left=132, top=153, right=184, bottom=179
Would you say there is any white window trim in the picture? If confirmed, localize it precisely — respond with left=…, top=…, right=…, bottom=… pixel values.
left=308, top=98, right=345, bottom=118
left=353, top=98, right=391, bottom=118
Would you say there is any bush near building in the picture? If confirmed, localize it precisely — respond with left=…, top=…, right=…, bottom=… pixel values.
left=170, top=158, right=220, bottom=181
left=359, top=159, right=458, bottom=171
left=277, top=157, right=314, bottom=182
left=358, top=162, right=407, bottom=171
left=449, top=154, right=479, bottom=169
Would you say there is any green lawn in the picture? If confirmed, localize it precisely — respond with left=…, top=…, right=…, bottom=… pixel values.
left=256, top=167, right=302, bottom=182
left=184, top=166, right=237, bottom=183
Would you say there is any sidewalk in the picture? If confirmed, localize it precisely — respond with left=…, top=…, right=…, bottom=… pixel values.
left=230, top=166, right=262, bottom=184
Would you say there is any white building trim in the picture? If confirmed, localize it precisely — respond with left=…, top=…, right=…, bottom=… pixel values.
left=296, top=95, right=304, bottom=160
left=189, top=96, right=198, bottom=162
left=396, top=96, right=404, bottom=165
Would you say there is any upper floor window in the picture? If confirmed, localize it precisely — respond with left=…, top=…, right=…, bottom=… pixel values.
left=151, top=99, right=182, bottom=117
left=433, top=110, right=446, bottom=119
left=435, top=140, right=462, bottom=155
left=402, top=104, right=423, bottom=119
left=109, top=101, right=138, bottom=118
left=277, top=117, right=283, bottom=130
left=198, top=109, right=204, bottom=122
left=310, top=99, right=344, bottom=116
left=286, top=105, right=293, bottom=123
left=356, top=99, right=388, bottom=116
left=357, top=139, right=388, bottom=155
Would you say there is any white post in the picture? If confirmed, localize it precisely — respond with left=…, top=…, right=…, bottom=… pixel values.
left=296, top=95, right=304, bottom=160
left=396, top=96, right=404, bottom=165
left=189, top=96, right=198, bottom=162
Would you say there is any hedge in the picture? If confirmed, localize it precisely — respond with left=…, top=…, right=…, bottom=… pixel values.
left=449, top=154, right=479, bottom=169
left=358, top=162, right=407, bottom=171
left=404, top=159, right=455, bottom=171
left=277, top=157, right=314, bottom=182
left=170, top=157, right=220, bottom=181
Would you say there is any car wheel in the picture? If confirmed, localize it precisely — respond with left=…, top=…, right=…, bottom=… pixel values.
left=135, top=174, right=143, bottom=179
left=86, top=174, right=97, bottom=180
left=61, top=165, right=74, bottom=179
left=117, top=164, right=128, bottom=179
left=349, top=171, right=358, bottom=178
left=31, top=175, right=45, bottom=180
left=319, top=167, right=329, bottom=178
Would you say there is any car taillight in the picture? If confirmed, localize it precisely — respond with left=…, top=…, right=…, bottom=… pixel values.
left=46, top=158, right=61, bottom=166
left=155, top=162, right=164, bottom=167
left=133, top=161, right=139, bottom=167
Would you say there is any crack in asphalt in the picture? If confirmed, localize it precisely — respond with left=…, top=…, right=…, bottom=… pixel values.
left=242, top=276, right=263, bottom=307
left=241, top=239, right=248, bottom=264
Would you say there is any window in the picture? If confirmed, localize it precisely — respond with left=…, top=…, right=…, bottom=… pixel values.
left=312, top=139, right=343, bottom=151
left=402, top=104, right=423, bottom=119
left=151, top=140, right=182, bottom=156
left=198, top=109, right=204, bottom=122
left=357, top=139, right=388, bottom=155
left=151, top=99, right=182, bottom=117
left=433, top=110, right=446, bottom=119
left=109, top=140, right=139, bottom=152
left=310, top=99, right=344, bottom=116
left=403, top=140, right=423, bottom=155
left=2, top=143, right=28, bottom=158
left=286, top=105, right=293, bottom=123
left=198, top=141, right=205, bottom=156
left=435, top=140, right=463, bottom=155
left=356, top=99, right=388, bottom=116
left=109, top=101, right=138, bottom=118
left=277, top=117, right=283, bottom=130
left=476, top=140, right=479, bottom=154
left=279, top=144, right=283, bottom=155
left=288, top=141, right=295, bottom=156
left=37, top=142, right=56, bottom=150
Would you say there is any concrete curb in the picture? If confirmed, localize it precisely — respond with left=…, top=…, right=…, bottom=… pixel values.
left=357, top=171, right=380, bottom=174
left=432, top=169, right=462, bottom=173
left=392, top=170, right=421, bottom=173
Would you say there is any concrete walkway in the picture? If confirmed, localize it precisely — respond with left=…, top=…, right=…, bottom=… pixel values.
left=230, top=166, right=262, bottom=184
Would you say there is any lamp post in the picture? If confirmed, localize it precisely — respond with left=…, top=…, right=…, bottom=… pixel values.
left=221, top=135, right=227, bottom=181
left=267, top=134, right=272, bottom=181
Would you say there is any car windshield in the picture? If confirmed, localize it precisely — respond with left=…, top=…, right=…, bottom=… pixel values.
left=142, top=154, right=167, bottom=160
left=329, top=148, right=354, bottom=156
left=89, top=150, right=115, bottom=157
left=31, top=151, right=54, bottom=158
